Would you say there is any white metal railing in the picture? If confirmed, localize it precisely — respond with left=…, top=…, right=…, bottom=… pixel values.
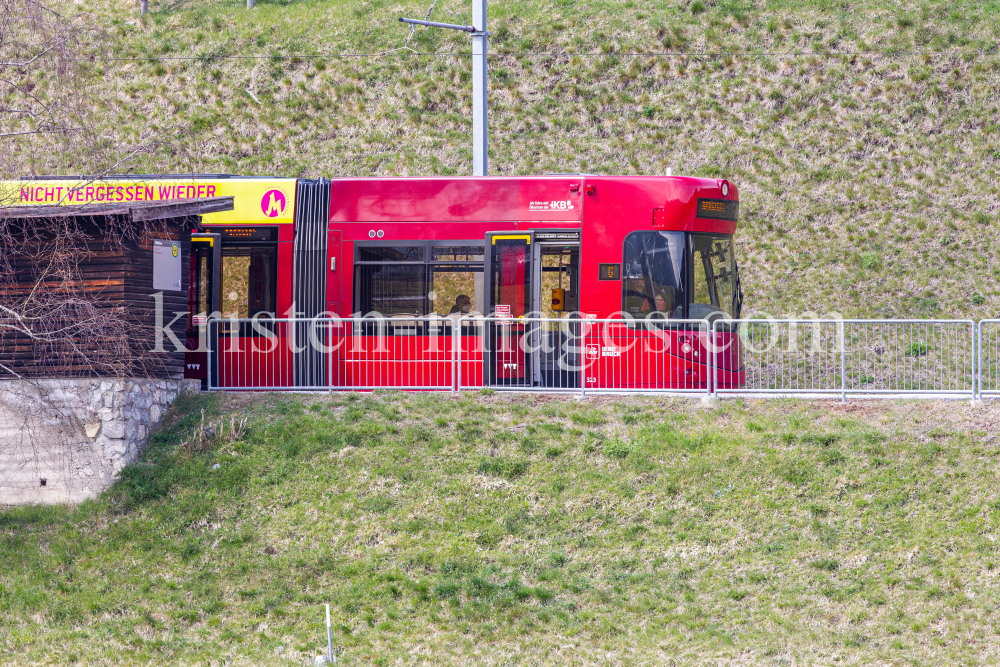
left=710, top=319, right=843, bottom=398
left=455, top=316, right=715, bottom=394
left=842, top=320, right=975, bottom=396
left=978, top=320, right=1000, bottom=399
left=207, top=317, right=457, bottom=392
left=202, top=316, right=999, bottom=399
left=710, top=319, right=977, bottom=399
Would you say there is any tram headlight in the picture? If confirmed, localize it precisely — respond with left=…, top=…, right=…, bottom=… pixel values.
left=681, top=343, right=693, bottom=353
left=720, top=181, right=730, bottom=198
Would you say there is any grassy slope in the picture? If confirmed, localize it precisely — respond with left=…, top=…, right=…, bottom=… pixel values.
left=6, top=0, right=1000, bottom=319
left=2, top=392, right=1000, bottom=665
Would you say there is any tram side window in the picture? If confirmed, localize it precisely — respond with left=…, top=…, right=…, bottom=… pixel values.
left=431, top=246, right=483, bottom=316
left=353, top=243, right=484, bottom=317
left=689, top=234, right=736, bottom=320
left=354, top=264, right=427, bottom=316
left=430, top=266, right=481, bottom=316
left=622, top=231, right=686, bottom=318
left=221, top=246, right=277, bottom=319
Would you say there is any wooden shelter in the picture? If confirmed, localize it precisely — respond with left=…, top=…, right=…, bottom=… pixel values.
left=0, top=197, right=233, bottom=379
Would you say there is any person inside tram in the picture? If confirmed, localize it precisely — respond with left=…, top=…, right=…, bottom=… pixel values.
left=643, top=285, right=678, bottom=317
left=449, top=294, right=472, bottom=314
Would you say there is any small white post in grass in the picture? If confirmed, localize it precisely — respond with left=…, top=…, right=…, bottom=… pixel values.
left=247, top=0, right=255, bottom=8
left=325, top=603, right=333, bottom=663
left=140, top=0, right=148, bottom=14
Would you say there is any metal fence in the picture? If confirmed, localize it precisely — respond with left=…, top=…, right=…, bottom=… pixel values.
left=204, top=317, right=1000, bottom=399
left=978, top=319, right=1000, bottom=399
left=710, top=319, right=977, bottom=399
left=207, top=317, right=457, bottom=391
left=455, top=316, right=713, bottom=393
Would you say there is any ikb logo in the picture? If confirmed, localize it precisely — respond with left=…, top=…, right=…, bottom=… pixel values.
left=528, top=199, right=575, bottom=211
left=261, top=190, right=286, bottom=217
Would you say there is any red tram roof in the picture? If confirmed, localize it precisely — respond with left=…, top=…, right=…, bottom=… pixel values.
left=328, top=175, right=738, bottom=234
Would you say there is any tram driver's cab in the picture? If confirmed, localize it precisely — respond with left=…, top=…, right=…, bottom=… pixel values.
left=479, top=228, right=742, bottom=390
left=622, top=231, right=741, bottom=325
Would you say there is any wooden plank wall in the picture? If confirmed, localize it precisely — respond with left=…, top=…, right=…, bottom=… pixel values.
left=0, top=214, right=193, bottom=379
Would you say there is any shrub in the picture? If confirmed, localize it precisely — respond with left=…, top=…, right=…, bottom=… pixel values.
left=778, top=460, right=813, bottom=485
left=812, top=558, right=839, bottom=571
left=570, top=409, right=605, bottom=426
left=477, top=457, right=529, bottom=479
left=859, top=252, right=882, bottom=271
left=821, top=449, right=846, bottom=466
left=603, top=440, right=631, bottom=459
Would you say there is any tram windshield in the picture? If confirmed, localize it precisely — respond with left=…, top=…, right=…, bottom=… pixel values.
left=623, top=231, right=686, bottom=318
left=690, top=233, right=736, bottom=320
left=623, top=231, right=737, bottom=320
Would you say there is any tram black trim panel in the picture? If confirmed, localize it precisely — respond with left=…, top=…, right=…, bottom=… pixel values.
left=695, top=198, right=739, bottom=222
left=292, top=178, right=332, bottom=387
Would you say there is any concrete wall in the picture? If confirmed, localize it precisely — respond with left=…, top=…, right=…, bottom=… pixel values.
left=0, top=378, right=199, bottom=505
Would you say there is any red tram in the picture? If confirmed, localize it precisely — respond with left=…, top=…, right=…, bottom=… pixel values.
left=5, top=173, right=744, bottom=390
left=187, top=174, right=745, bottom=391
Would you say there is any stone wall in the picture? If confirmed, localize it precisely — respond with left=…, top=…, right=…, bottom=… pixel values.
left=0, top=378, right=199, bottom=505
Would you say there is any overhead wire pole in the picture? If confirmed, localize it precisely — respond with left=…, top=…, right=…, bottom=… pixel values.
left=399, top=0, right=488, bottom=176
left=471, top=0, right=487, bottom=176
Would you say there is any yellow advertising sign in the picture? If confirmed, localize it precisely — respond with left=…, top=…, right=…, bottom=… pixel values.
left=2, top=177, right=298, bottom=225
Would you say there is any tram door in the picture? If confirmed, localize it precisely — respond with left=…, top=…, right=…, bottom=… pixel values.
left=185, top=233, right=221, bottom=385
left=535, top=239, right=581, bottom=388
left=483, top=232, right=534, bottom=386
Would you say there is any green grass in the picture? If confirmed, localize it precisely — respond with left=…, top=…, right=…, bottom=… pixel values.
left=2, top=391, right=1000, bottom=664
left=4, top=0, right=1000, bottom=318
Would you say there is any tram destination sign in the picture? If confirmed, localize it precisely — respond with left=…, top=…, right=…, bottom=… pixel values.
left=696, top=198, right=739, bottom=222
left=217, top=226, right=278, bottom=242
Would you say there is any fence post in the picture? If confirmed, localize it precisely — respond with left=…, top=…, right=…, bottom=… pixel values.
left=451, top=317, right=457, bottom=393
left=708, top=319, right=715, bottom=399
left=457, top=317, right=464, bottom=392
left=207, top=319, right=214, bottom=391
left=328, top=319, right=333, bottom=395
left=975, top=320, right=980, bottom=401
left=839, top=320, right=846, bottom=403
